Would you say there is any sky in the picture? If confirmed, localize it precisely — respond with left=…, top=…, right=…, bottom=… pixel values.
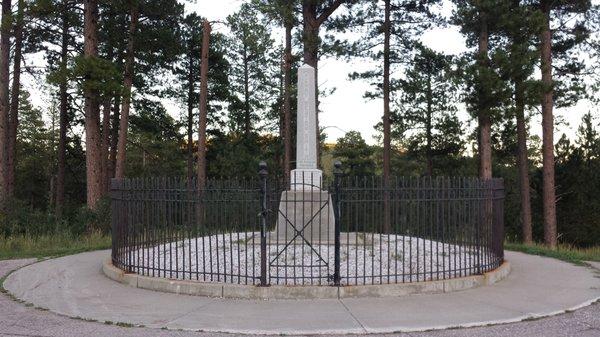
left=188, top=0, right=598, bottom=146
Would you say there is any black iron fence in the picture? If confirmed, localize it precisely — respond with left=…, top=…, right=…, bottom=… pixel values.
left=111, top=162, right=504, bottom=286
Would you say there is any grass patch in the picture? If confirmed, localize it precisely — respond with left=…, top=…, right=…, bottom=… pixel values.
left=0, top=231, right=111, bottom=260
left=506, top=242, right=600, bottom=265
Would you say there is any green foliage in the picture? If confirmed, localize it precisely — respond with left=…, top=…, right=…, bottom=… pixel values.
left=453, top=0, right=513, bottom=123
left=169, top=13, right=231, bottom=131
left=0, top=197, right=110, bottom=238
left=536, top=0, right=592, bottom=108
left=97, top=0, right=185, bottom=92
left=14, top=92, right=55, bottom=206
left=0, top=90, right=108, bottom=238
left=332, top=131, right=375, bottom=175
left=391, top=45, right=465, bottom=175
left=206, top=132, right=283, bottom=178
left=327, top=0, right=440, bottom=100
left=125, top=98, right=187, bottom=177
left=73, top=198, right=111, bottom=234
left=226, top=3, right=281, bottom=133
left=0, top=198, right=60, bottom=237
left=70, top=55, right=122, bottom=97
left=552, top=113, right=600, bottom=247
left=251, top=0, right=297, bottom=28
left=498, top=113, right=600, bottom=247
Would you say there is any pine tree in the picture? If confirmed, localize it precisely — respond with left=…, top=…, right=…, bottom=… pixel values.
left=393, top=45, right=463, bottom=176
left=226, top=4, right=280, bottom=137
left=113, top=0, right=184, bottom=179
left=197, top=19, right=210, bottom=189
left=253, top=0, right=298, bottom=181
left=329, top=0, right=439, bottom=233
left=454, top=0, right=509, bottom=180
left=332, top=131, right=375, bottom=176
left=575, top=112, right=599, bottom=162
left=536, top=0, right=591, bottom=248
left=7, top=0, right=25, bottom=197
left=0, top=0, right=11, bottom=205
left=494, top=0, right=542, bottom=244
left=114, top=1, right=139, bottom=179
left=82, top=0, right=103, bottom=210
left=14, top=91, right=55, bottom=207
left=171, top=13, right=230, bottom=182
left=31, top=0, right=83, bottom=217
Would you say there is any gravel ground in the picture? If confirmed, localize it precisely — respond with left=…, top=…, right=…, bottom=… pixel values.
left=1, top=257, right=599, bottom=337
left=129, top=233, right=480, bottom=285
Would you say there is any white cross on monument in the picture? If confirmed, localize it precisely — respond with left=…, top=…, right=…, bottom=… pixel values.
left=291, top=64, right=322, bottom=189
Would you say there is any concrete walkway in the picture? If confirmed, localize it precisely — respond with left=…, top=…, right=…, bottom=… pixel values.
left=3, top=250, right=599, bottom=335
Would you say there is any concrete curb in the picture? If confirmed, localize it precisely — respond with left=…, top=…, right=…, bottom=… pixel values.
left=102, top=258, right=511, bottom=299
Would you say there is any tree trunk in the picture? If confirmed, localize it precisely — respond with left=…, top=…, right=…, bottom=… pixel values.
left=540, top=1, right=557, bottom=248
left=197, top=20, right=210, bottom=189
left=283, top=22, right=292, bottom=182
left=277, top=52, right=284, bottom=174
left=382, top=0, right=391, bottom=234
left=109, top=94, right=120, bottom=176
left=425, top=75, right=434, bottom=177
left=83, top=0, right=103, bottom=210
left=7, top=0, right=24, bottom=197
left=0, top=0, right=11, bottom=205
left=243, top=40, right=250, bottom=136
left=56, top=1, right=69, bottom=218
left=101, top=98, right=111, bottom=193
left=479, top=115, right=492, bottom=179
left=301, top=0, right=345, bottom=167
left=186, top=41, right=194, bottom=182
left=101, top=42, right=115, bottom=194
left=114, top=3, right=139, bottom=179
left=478, top=12, right=492, bottom=180
left=514, top=79, right=533, bottom=244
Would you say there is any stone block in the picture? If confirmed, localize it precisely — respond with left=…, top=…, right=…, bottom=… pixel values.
left=274, top=190, right=335, bottom=244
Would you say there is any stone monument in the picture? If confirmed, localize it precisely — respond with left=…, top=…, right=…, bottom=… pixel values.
left=274, top=64, right=335, bottom=244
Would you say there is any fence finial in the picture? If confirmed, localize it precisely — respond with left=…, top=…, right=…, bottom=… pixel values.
left=258, top=161, right=268, bottom=176
left=334, top=160, right=342, bottom=173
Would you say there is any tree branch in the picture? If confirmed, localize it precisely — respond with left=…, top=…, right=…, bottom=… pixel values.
left=316, top=0, right=346, bottom=26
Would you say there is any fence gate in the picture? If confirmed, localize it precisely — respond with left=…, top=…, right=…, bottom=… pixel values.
left=262, top=170, right=340, bottom=286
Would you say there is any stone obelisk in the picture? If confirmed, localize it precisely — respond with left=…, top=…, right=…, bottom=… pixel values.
left=291, top=64, right=321, bottom=189
left=275, top=64, right=334, bottom=243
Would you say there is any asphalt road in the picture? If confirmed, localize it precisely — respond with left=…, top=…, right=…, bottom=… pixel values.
left=1, top=258, right=599, bottom=337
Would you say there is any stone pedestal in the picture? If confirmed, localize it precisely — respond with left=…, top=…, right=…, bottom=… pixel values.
left=274, top=190, right=335, bottom=244
left=290, top=169, right=322, bottom=190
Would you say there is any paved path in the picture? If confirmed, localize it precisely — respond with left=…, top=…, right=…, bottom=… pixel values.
left=1, top=252, right=599, bottom=336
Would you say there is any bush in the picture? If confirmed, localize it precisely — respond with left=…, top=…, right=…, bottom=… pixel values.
left=0, top=197, right=111, bottom=239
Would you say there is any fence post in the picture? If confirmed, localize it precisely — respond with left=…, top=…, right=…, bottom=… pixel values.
left=333, top=161, right=342, bottom=286
left=258, top=161, right=269, bottom=287
left=493, top=179, right=505, bottom=263
left=110, top=178, right=119, bottom=267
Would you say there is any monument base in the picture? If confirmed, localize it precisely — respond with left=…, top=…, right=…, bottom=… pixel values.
left=290, top=169, right=322, bottom=190
left=273, top=190, right=334, bottom=244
